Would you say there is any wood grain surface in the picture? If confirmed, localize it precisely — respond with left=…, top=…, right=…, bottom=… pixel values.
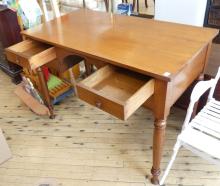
left=21, top=9, right=219, bottom=81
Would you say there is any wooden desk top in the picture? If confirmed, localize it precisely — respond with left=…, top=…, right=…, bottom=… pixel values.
left=22, top=9, right=219, bottom=81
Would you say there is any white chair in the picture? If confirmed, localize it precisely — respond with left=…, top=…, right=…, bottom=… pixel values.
left=160, top=67, right=220, bottom=185
left=154, top=0, right=208, bottom=26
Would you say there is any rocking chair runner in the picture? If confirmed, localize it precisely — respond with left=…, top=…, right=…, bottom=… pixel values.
left=160, top=67, right=220, bottom=185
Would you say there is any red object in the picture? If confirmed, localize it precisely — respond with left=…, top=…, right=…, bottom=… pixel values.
left=42, top=66, right=50, bottom=81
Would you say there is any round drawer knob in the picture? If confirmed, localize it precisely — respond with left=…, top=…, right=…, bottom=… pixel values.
left=95, top=101, right=102, bottom=108
left=15, top=58, right=20, bottom=64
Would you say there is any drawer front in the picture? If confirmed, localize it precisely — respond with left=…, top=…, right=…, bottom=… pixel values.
left=5, top=40, right=56, bottom=70
left=5, top=51, right=29, bottom=68
left=77, top=85, right=125, bottom=120
left=29, top=47, right=56, bottom=70
left=124, top=79, right=154, bottom=119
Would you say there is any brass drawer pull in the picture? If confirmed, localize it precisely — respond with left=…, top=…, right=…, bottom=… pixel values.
left=15, top=57, right=20, bottom=64
left=95, top=101, right=102, bottom=108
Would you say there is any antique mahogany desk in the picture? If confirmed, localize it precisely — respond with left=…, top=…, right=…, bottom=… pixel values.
left=6, top=9, right=219, bottom=184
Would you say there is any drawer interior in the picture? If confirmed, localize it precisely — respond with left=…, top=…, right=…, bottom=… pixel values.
left=7, top=40, right=52, bottom=58
left=6, top=40, right=57, bottom=70
left=80, top=65, right=152, bottom=104
left=78, top=65, right=154, bottom=120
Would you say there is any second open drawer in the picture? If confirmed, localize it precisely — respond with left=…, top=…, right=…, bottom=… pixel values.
left=5, top=39, right=56, bottom=70
left=77, top=65, right=155, bottom=120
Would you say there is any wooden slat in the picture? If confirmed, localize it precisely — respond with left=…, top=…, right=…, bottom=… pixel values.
left=202, top=108, right=220, bottom=120
left=191, top=121, right=220, bottom=139
left=179, top=127, right=220, bottom=159
left=194, top=116, right=220, bottom=134
left=198, top=110, right=220, bottom=123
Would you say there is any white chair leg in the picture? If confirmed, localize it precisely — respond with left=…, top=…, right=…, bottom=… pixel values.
left=159, top=141, right=182, bottom=186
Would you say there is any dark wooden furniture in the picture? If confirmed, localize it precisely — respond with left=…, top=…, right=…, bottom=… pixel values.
left=204, top=0, right=220, bottom=43
left=0, top=5, right=22, bottom=84
left=104, top=0, right=109, bottom=11
left=5, top=10, right=218, bottom=184
left=122, top=0, right=153, bottom=12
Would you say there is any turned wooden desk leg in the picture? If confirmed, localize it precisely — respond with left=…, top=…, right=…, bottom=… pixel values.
left=150, top=79, right=169, bottom=184
left=37, top=67, right=55, bottom=119
left=151, top=119, right=167, bottom=184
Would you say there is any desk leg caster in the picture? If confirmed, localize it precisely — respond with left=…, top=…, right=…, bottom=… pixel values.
left=151, top=118, right=166, bottom=185
left=151, top=167, right=160, bottom=185
left=46, top=104, right=55, bottom=119
left=49, top=114, right=55, bottom=119
left=49, top=107, right=55, bottom=119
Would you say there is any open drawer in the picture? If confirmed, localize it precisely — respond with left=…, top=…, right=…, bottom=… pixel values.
left=77, top=65, right=155, bottom=120
left=5, top=40, right=56, bottom=70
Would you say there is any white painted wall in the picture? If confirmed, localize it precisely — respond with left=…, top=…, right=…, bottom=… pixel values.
left=154, top=0, right=208, bottom=26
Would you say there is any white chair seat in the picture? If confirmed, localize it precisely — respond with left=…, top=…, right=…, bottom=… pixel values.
left=190, top=99, right=220, bottom=139
left=179, top=99, right=220, bottom=160
left=179, top=127, right=220, bottom=159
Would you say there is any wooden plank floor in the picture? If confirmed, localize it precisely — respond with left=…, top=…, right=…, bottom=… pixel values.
left=0, top=71, right=220, bottom=186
